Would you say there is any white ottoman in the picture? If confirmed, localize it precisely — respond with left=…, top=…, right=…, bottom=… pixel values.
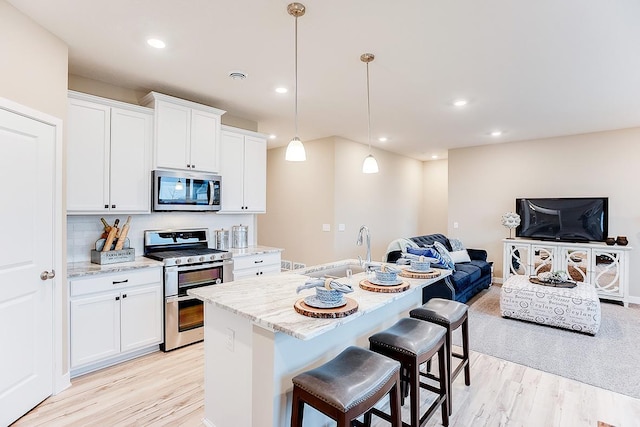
left=500, top=275, right=601, bottom=335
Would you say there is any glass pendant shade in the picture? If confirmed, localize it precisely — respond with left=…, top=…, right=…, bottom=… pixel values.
left=362, top=154, right=379, bottom=174
left=285, top=136, right=306, bottom=161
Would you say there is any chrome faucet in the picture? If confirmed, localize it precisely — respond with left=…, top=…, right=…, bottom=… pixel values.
left=356, top=225, right=372, bottom=268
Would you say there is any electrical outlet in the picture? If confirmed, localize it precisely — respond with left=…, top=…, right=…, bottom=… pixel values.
left=453, top=222, right=459, bottom=229
left=322, top=223, right=331, bottom=232
left=226, top=328, right=235, bottom=352
left=338, top=224, right=346, bottom=232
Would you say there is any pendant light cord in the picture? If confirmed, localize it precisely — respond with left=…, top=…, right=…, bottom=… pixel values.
left=294, top=15, right=299, bottom=137
left=366, top=61, right=371, bottom=152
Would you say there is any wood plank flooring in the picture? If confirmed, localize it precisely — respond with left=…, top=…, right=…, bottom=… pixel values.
left=13, top=343, right=640, bottom=427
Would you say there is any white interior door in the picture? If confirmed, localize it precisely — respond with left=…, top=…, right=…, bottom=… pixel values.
left=0, top=106, right=56, bottom=425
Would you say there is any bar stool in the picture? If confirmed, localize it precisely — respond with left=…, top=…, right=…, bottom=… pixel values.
left=290, top=346, right=402, bottom=427
left=368, top=318, right=449, bottom=427
left=410, top=298, right=470, bottom=415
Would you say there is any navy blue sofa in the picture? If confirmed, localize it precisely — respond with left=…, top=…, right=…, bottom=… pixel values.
left=385, top=233, right=492, bottom=304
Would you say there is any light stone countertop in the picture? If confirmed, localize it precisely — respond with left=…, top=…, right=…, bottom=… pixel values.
left=67, top=257, right=164, bottom=278
left=189, top=259, right=451, bottom=340
left=229, top=245, right=283, bottom=257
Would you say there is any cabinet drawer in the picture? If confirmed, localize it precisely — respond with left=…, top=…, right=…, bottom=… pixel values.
left=233, top=252, right=280, bottom=271
left=70, top=268, right=162, bottom=297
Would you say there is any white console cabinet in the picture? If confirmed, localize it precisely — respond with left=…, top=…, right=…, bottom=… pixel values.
left=143, top=92, right=225, bottom=173
left=69, top=268, right=163, bottom=376
left=503, top=239, right=631, bottom=306
left=67, top=91, right=153, bottom=214
left=219, top=126, right=267, bottom=213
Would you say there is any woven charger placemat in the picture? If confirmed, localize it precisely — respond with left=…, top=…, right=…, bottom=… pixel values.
left=359, top=279, right=410, bottom=293
left=399, top=269, right=441, bottom=279
left=293, top=297, right=358, bottom=318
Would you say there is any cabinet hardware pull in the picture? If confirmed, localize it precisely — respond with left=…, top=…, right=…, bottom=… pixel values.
left=122, top=294, right=127, bottom=298
left=112, top=204, right=116, bottom=208
left=113, top=279, right=129, bottom=284
left=192, top=164, right=195, bottom=168
left=254, top=260, right=264, bottom=264
left=105, top=204, right=109, bottom=209
left=115, top=296, right=120, bottom=301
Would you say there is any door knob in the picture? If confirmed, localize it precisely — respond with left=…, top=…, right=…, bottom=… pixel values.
left=40, top=270, right=56, bottom=281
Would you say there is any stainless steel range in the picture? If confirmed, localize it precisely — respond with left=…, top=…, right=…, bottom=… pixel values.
left=144, top=228, right=233, bottom=351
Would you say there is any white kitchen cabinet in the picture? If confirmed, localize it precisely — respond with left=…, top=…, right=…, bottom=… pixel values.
left=503, top=239, right=631, bottom=306
left=219, top=126, right=267, bottom=213
left=67, top=91, right=153, bottom=214
left=69, top=268, right=163, bottom=376
left=232, top=252, right=281, bottom=280
left=142, top=92, right=225, bottom=173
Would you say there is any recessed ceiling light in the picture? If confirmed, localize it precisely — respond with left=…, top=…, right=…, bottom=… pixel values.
left=275, top=87, right=288, bottom=94
left=453, top=99, right=468, bottom=107
left=269, top=134, right=277, bottom=139
left=491, top=130, right=503, bottom=137
left=229, top=71, right=247, bottom=80
left=147, top=38, right=166, bottom=49
left=378, top=137, right=388, bottom=142
left=431, top=155, right=439, bottom=159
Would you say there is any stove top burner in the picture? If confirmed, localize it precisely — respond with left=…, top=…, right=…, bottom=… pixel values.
left=143, top=228, right=232, bottom=266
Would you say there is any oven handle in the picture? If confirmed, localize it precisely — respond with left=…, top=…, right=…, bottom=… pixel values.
left=168, top=259, right=233, bottom=273
left=166, top=294, right=202, bottom=303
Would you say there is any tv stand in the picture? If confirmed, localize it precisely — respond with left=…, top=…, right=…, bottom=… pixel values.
left=503, top=238, right=631, bottom=307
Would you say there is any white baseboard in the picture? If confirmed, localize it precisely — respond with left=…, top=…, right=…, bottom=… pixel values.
left=627, top=295, right=640, bottom=305
left=54, top=371, right=71, bottom=395
left=201, top=418, right=215, bottom=427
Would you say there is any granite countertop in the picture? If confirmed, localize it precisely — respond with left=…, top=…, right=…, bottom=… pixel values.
left=229, top=245, right=283, bottom=257
left=189, top=259, right=451, bottom=341
left=68, top=257, right=164, bottom=278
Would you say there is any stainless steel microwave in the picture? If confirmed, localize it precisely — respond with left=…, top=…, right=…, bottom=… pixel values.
left=152, top=170, right=221, bottom=212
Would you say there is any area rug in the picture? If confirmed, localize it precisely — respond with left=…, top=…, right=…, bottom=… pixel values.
left=454, top=285, right=640, bottom=399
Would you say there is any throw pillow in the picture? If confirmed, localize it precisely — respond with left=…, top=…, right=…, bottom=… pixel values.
left=449, top=238, right=465, bottom=251
left=406, top=247, right=444, bottom=267
left=449, top=249, right=471, bottom=263
left=433, top=241, right=456, bottom=270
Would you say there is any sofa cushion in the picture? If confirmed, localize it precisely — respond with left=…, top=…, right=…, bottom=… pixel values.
left=433, top=241, right=456, bottom=270
left=406, top=247, right=447, bottom=268
left=450, top=263, right=482, bottom=292
left=468, top=259, right=492, bottom=276
left=411, top=234, right=451, bottom=251
left=449, top=238, right=465, bottom=251
left=449, top=249, right=471, bottom=263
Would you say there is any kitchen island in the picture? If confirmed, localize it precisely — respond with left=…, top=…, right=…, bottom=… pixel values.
left=189, top=259, right=452, bottom=427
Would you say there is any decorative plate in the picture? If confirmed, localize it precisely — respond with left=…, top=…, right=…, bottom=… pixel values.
left=367, top=277, right=405, bottom=286
left=304, top=295, right=347, bottom=309
left=405, top=267, right=434, bottom=274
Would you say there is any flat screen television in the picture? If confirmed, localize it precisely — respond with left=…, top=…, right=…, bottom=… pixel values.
left=515, top=197, right=608, bottom=243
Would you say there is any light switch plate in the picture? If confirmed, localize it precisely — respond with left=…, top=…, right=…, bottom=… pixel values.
left=338, top=224, right=346, bottom=232
left=322, top=224, right=331, bottom=232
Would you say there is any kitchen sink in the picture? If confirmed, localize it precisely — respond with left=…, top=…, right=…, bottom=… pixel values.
left=304, top=264, right=367, bottom=279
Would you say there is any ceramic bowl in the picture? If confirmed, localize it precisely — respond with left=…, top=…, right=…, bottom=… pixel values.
left=374, top=270, right=398, bottom=282
left=410, top=260, right=431, bottom=271
left=315, top=287, right=344, bottom=304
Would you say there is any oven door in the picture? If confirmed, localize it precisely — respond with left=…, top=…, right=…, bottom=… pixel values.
left=162, top=260, right=233, bottom=351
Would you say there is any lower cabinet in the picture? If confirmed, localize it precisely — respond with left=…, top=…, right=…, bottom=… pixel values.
left=69, top=268, right=163, bottom=376
left=232, top=252, right=281, bottom=280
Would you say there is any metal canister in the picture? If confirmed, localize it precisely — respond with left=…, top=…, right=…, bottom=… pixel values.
left=232, top=224, right=248, bottom=248
left=214, top=229, right=229, bottom=250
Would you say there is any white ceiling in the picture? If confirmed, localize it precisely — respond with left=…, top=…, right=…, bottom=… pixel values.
left=9, top=0, right=640, bottom=160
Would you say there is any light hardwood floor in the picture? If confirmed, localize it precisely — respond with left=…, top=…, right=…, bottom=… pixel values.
left=13, top=343, right=640, bottom=427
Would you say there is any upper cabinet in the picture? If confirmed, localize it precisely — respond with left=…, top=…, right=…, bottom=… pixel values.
left=142, top=92, right=225, bottom=173
left=219, top=126, right=267, bottom=213
left=67, top=91, right=153, bottom=214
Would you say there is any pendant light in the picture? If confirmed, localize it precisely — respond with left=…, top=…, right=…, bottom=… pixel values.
left=285, top=3, right=306, bottom=162
left=361, top=53, right=379, bottom=173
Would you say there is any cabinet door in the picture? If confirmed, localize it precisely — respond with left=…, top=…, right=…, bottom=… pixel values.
left=190, top=110, right=220, bottom=172
left=219, top=131, right=246, bottom=212
left=591, top=249, right=623, bottom=298
left=110, top=107, right=153, bottom=213
left=503, top=242, right=530, bottom=280
left=530, top=244, right=555, bottom=276
left=559, top=247, right=590, bottom=283
left=120, top=284, right=163, bottom=353
left=70, top=292, right=120, bottom=368
left=67, top=98, right=110, bottom=212
left=155, top=101, right=190, bottom=170
left=243, top=136, right=267, bottom=213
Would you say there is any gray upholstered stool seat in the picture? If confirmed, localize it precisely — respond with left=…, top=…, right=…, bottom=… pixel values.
left=291, top=345, right=402, bottom=427
left=410, top=298, right=471, bottom=415
left=368, top=318, right=449, bottom=427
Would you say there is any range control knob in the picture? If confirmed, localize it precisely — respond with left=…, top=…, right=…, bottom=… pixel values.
left=187, top=257, right=193, bottom=264
left=175, top=259, right=182, bottom=265
left=210, top=255, right=217, bottom=261
left=199, top=256, right=205, bottom=262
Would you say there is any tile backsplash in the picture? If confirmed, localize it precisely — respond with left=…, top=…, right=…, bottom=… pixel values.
left=67, top=213, right=255, bottom=263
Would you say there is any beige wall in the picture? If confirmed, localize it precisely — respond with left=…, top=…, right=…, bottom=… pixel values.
left=448, top=127, right=640, bottom=299
left=258, top=137, right=424, bottom=266
left=69, top=74, right=257, bottom=131
left=421, top=159, right=448, bottom=234
left=0, top=0, right=69, bottom=373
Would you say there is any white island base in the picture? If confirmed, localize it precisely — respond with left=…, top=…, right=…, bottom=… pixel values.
left=190, top=262, right=451, bottom=427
